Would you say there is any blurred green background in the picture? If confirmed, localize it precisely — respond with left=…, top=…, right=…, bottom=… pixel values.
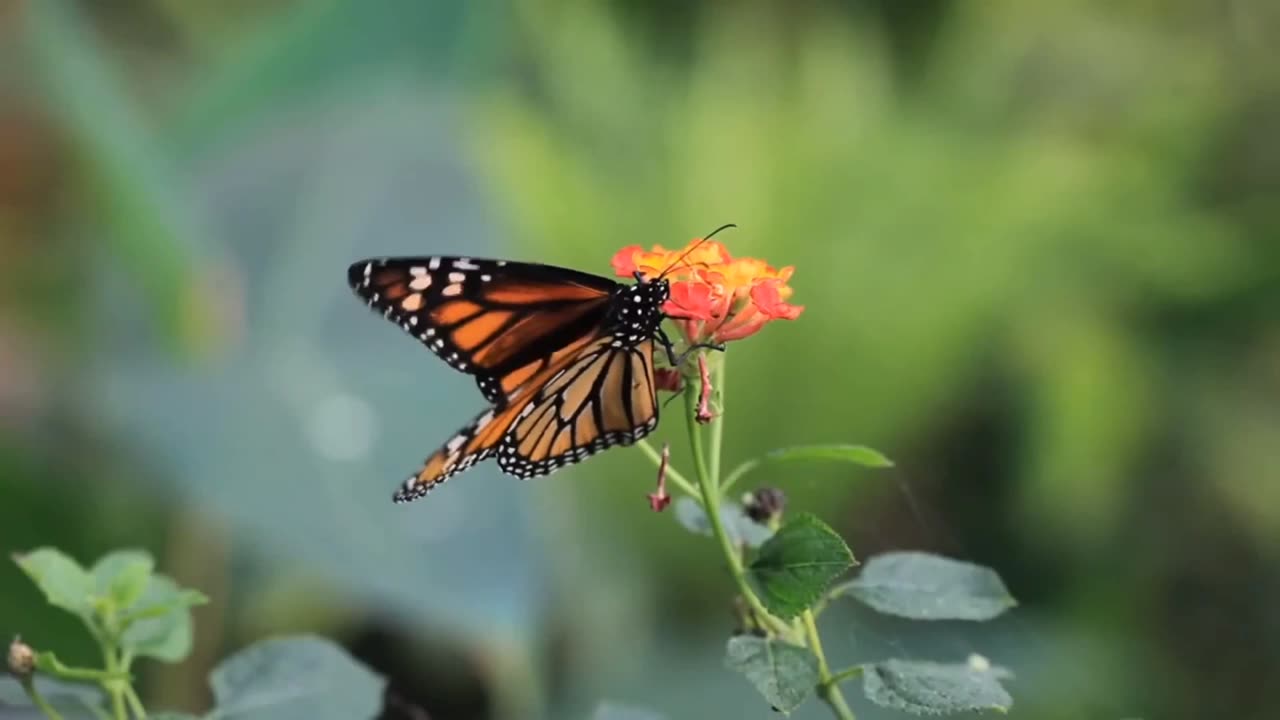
left=2, top=0, right=1278, bottom=718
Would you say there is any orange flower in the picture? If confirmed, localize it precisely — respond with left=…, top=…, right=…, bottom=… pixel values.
left=612, top=240, right=731, bottom=279
left=611, top=236, right=804, bottom=348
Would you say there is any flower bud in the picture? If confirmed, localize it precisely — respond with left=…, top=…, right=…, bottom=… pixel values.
left=8, top=636, right=35, bottom=677
left=646, top=443, right=672, bottom=512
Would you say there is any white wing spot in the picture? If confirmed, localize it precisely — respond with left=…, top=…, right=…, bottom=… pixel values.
left=428, top=257, right=441, bottom=270
left=448, top=272, right=466, bottom=283
left=454, top=259, right=480, bottom=270
left=481, top=274, right=492, bottom=282
left=442, top=284, right=463, bottom=297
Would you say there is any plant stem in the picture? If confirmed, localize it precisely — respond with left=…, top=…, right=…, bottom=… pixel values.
left=802, top=610, right=856, bottom=720
left=828, top=665, right=864, bottom=686
left=123, top=685, right=147, bottom=719
left=682, top=369, right=792, bottom=638
left=634, top=439, right=700, bottom=502
left=707, top=353, right=726, bottom=486
left=100, top=644, right=127, bottom=720
left=19, top=676, right=66, bottom=720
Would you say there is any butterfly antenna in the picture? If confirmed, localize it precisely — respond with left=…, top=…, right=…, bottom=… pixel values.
left=657, top=223, right=737, bottom=279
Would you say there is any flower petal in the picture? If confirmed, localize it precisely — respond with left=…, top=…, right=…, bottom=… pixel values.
left=751, top=279, right=805, bottom=320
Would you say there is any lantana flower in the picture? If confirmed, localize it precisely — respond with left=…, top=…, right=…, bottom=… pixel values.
left=612, top=238, right=804, bottom=348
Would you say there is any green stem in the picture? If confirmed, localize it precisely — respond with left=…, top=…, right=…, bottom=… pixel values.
left=634, top=439, right=700, bottom=502
left=720, top=458, right=759, bottom=495
left=707, top=353, right=726, bottom=487
left=100, top=644, right=127, bottom=720
left=683, top=369, right=792, bottom=638
left=123, top=685, right=147, bottom=719
left=802, top=610, right=856, bottom=720
left=19, top=676, right=66, bottom=720
left=828, top=665, right=865, bottom=686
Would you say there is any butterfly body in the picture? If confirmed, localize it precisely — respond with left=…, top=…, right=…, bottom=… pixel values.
left=347, top=255, right=672, bottom=502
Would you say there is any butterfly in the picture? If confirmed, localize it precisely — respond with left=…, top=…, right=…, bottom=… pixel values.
left=346, top=230, right=730, bottom=503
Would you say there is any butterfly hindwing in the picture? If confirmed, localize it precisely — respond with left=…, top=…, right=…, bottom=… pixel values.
left=347, top=256, right=618, bottom=404
left=394, top=337, right=660, bottom=502
left=497, top=338, right=659, bottom=479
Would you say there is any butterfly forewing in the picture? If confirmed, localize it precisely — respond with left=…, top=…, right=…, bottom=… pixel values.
left=347, top=256, right=618, bottom=404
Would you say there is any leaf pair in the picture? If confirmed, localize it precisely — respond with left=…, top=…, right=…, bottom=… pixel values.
left=0, top=636, right=386, bottom=720
left=14, top=548, right=207, bottom=664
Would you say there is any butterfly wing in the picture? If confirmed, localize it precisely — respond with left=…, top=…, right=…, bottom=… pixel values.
left=497, top=337, right=659, bottom=479
left=348, top=256, right=618, bottom=405
left=393, top=336, right=660, bottom=503
left=391, top=333, right=626, bottom=501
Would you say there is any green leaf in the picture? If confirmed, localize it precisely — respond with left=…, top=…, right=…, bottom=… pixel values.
left=209, top=635, right=385, bottom=720
left=722, top=444, right=893, bottom=492
left=834, top=552, right=1016, bottom=621
left=91, top=550, right=155, bottom=610
left=766, top=444, right=895, bottom=468
left=0, top=675, right=107, bottom=719
left=861, top=658, right=1013, bottom=715
left=724, top=635, right=819, bottom=715
left=149, top=714, right=201, bottom=720
left=748, top=514, right=855, bottom=618
left=590, top=701, right=667, bottom=720
left=13, top=548, right=95, bottom=618
left=119, top=575, right=207, bottom=663
left=673, top=497, right=773, bottom=548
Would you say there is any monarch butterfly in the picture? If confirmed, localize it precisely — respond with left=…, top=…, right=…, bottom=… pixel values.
left=347, top=230, right=729, bottom=503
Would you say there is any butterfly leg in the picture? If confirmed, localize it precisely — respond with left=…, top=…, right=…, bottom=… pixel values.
left=656, top=326, right=681, bottom=366
left=671, top=342, right=726, bottom=367
left=657, top=326, right=727, bottom=367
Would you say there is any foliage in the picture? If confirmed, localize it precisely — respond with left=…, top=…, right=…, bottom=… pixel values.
left=634, top=345, right=1016, bottom=718
left=7, top=0, right=1278, bottom=717
left=3, top=550, right=384, bottom=720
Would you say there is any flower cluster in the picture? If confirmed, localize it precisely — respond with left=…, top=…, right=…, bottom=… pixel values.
left=612, top=238, right=804, bottom=346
